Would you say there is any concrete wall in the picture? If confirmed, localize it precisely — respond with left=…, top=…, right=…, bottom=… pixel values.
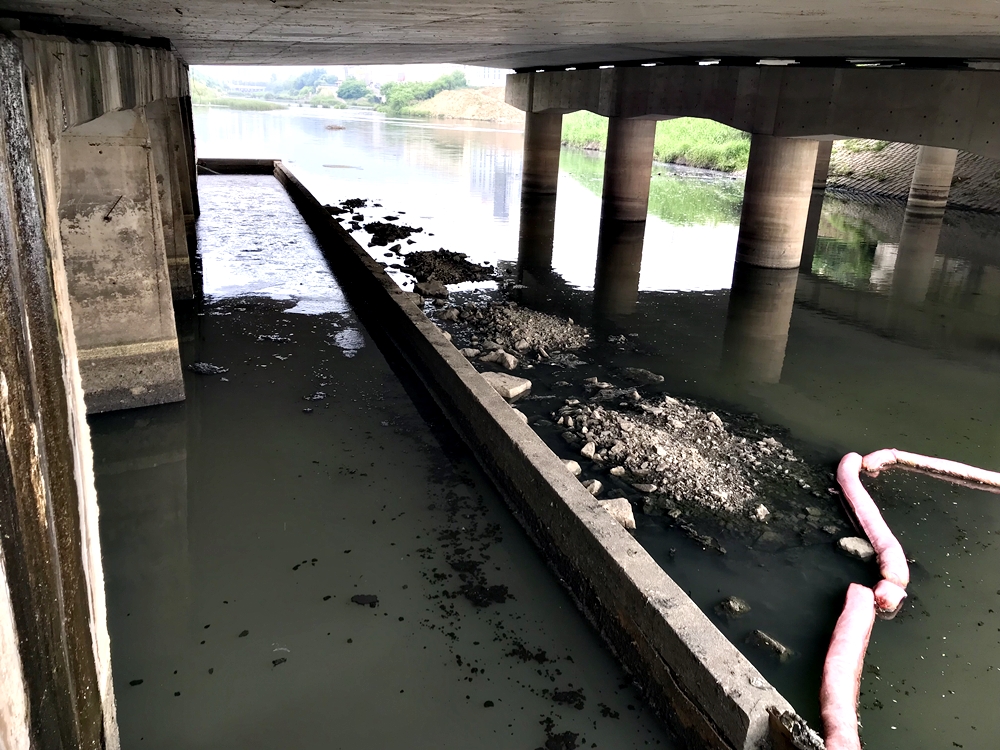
left=17, top=31, right=192, bottom=413
left=0, top=35, right=119, bottom=750
left=507, top=65, right=1000, bottom=160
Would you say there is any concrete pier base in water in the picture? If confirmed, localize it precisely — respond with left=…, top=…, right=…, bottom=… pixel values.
left=517, top=110, right=563, bottom=274
left=58, top=108, right=185, bottom=413
left=736, top=135, right=820, bottom=270
left=906, top=145, right=958, bottom=217
left=722, top=263, right=800, bottom=383
left=594, top=117, right=656, bottom=314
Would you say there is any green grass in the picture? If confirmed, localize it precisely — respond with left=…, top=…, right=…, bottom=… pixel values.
left=194, top=97, right=287, bottom=111
left=559, top=148, right=743, bottom=226
left=561, top=112, right=751, bottom=173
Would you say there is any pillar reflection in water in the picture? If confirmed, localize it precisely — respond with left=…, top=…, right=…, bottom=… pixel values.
left=594, top=218, right=646, bottom=315
left=799, top=140, right=833, bottom=273
left=891, top=145, right=956, bottom=304
left=722, top=263, right=799, bottom=384
left=516, top=110, right=562, bottom=275
left=91, top=403, right=191, bottom=662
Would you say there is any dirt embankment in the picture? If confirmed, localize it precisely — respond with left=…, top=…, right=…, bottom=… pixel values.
left=408, top=87, right=525, bottom=125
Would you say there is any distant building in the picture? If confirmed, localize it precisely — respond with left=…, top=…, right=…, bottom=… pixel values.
left=228, top=81, right=266, bottom=95
left=462, top=66, right=510, bottom=87
left=316, top=85, right=339, bottom=96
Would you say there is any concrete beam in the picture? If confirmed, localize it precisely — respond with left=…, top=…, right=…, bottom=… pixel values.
left=0, top=36, right=119, bottom=750
left=506, top=65, right=1000, bottom=160
left=58, top=108, right=185, bottom=413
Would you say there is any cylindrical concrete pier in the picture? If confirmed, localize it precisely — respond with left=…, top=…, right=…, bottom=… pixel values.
left=799, top=140, right=834, bottom=272
left=721, top=263, right=799, bottom=383
left=593, top=117, right=656, bottom=315
left=906, top=145, right=957, bottom=218
left=735, top=135, right=820, bottom=269
left=517, top=111, right=563, bottom=274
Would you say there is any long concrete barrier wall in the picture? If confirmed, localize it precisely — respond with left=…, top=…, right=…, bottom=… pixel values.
left=257, top=159, right=801, bottom=750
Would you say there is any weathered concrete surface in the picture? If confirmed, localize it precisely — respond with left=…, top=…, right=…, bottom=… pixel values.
left=736, top=135, right=820, bottom=269
left=274, top=160, right=797, bottom=750
left=508, top=65, right=1000, bottom=160
left=6, top=1, right=1000, bottom=65
left=905, top=145, right=958, bottom=217
left=144, top=98, right=193, bottom=300
left=58, top=108, right=184, bottom=413
left=0, top=36, right=119, bottom=750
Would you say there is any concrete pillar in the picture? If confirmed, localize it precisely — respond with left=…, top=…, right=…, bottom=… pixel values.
left=905, top=145, right=957, bottom=217
left=594, top=117, right=657, bottom=315
left=0, top=37, right=118, bottom=749
left=517, top=111, right=563, bottom=274
left=179, top=94, right=200, bottom=220
left=58, top=107, right=185, bottom=413
left=735, top=135, right=820, bottom=269
left=799, top=141, right=834, bottom=273
left=721, top=263, right=799, bottom=383
left=145, top=98, right=194, bottom=300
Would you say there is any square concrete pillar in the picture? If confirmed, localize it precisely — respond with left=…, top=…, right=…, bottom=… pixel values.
left=58, top=108, right=185, bottom=413
left=145, top=98, right=194, bottom=300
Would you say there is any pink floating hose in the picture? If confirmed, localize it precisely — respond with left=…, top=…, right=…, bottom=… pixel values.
left=836, top=453, right=910, bottom=597
left=821, top=584, right=877, bottom=750
left=821, top=448, right=1000, bottom=749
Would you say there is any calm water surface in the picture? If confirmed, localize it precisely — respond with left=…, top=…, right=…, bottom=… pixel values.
left=188, top=106, right=1000, bottom=747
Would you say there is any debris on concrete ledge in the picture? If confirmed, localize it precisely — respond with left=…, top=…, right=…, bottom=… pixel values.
left=480, top=371, right=531, bottom=400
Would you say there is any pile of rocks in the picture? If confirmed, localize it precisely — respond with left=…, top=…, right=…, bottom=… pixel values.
left=403, top=249, right=495, bottom=285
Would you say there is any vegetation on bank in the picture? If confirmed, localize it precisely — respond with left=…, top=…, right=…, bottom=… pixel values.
left=380, top=71, right=467, bottom=115
left=561, top=111, right=752, bottom=173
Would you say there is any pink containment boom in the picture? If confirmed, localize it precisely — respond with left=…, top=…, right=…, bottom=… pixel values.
left=863, top=448, right=1000, bottom=487
left=836, top=453, right=910, bottom=595
left=821, top=584, right=877, bottom=750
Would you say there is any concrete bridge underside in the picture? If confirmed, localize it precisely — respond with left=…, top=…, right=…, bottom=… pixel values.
left=3, top=0, right=1000, bottom=66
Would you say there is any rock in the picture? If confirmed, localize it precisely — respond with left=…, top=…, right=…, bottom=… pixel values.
left=632, top=483, right=657, bottom=494
left=414, top=280, right=448, bottom=298
left=188, top=362, right=228, bottom=375
left=432, top=298, right=448, bottom=308
left=838, top=536, right=876, bottom=561
left=582, top=479, right=602, bottom=496
left=563, top=459, right=582, bottom=476
left=579, top=442, right=597, bottom=460
left=746, top=630, right=792, bottom=661
left=480, top=350, right=518, bottom=370
left=460, top=348, right=480, bottom=358
left=438, top=307, right=460, bottom=321
left=351, top=594, right=379, bottom=608
left=583, top=377, right=598, bottom=384
left=480, top=371, right=531, bottom=400
left=755, top=530, right=785, bottom=552
left=599, top=497, right=636, bottom=530
left=753, top=504, right=771, bottom=522
left=609, top=466, right=626, bottom=477
left=707, top=412, right=724, bottom=429
left=621, top=366, right=664, bottom=384
left=512, top=408, right=528, bottom=423
left=403, top=292, right=424, bottom=307
left=440, top=330, right=452, bottom=342
left=514, top=339, right=530, bottom=351
left=715, top=596, right=752, bottom=618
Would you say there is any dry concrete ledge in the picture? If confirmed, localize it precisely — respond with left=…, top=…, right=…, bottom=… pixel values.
left=201, top=158, right=800, bottom=749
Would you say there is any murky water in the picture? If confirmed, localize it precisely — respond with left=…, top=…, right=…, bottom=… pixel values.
left=90, top=174, right=675, bottom=749
left=191, top=107, right=1000, bottom=747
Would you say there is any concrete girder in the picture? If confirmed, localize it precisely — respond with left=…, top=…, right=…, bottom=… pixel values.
left=506, top=65, right=1000, bottom=160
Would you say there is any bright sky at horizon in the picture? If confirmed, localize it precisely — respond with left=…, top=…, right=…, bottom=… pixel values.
left=192, top=63, right=509, bottom=86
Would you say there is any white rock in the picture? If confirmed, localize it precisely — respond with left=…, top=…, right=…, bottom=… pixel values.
left=480, top=371, right=531, bottom=400
left=580, top=442, right=597, bottom=459
left=563, top=459, right=582, bottom=476
left=599, top=497, right=636, bottom=530
left=582, top=478, right=602, bottom=496
left=609, top=466, right=626, bottom=477
left=460, top=348, right=481, bottom=358
left=514, top=339, right=530, bottom=351
left=480, top=350, right=518, bottom=370
left=838, top=536, right=876, bottom=561
left=437, top=307, right=460, bottom=321
left=753, top=504, right=771, bottom=522
left=631, top=483, right=657, bottom=494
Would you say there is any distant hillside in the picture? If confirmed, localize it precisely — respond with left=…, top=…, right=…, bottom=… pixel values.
left=406, top=87, right=525, bottom=124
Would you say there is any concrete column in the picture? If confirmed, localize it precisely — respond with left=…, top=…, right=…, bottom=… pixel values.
left=906, top=145, right=957, bottom=217
left=735, top=134, right=820, bottom=269
left=721, top=263, right=799, bottom=383
left=58, top=107, right=185, bottom=413
left=145, top=98, right=194, bottom=300
left=179, top=94, right=200, bottom=220
left=517, top=110, right=562, bottom=274
left=799, top=141, right=834, bottom=272
left=594, top=117, right=657, bottom=315
left=0, top=37, right=118, bottom=749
